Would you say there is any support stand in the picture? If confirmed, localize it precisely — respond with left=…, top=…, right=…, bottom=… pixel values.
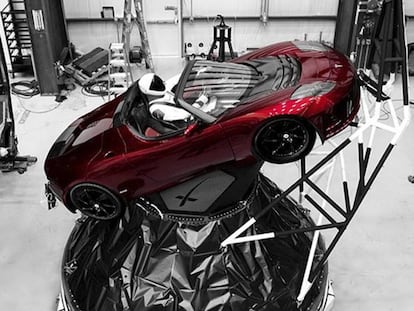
left=58, top=177, right=333, bottom=311
left=0, top=32, right=37, bottom=174
left=349, top=0, right=382, bottom=69
left=222, top=0, right=410, bottom=304
left=366, top=0, right=409, bottom=105
left=0, top=154, right=38, bottom=174
left=207, top=15, right=235, bottom=62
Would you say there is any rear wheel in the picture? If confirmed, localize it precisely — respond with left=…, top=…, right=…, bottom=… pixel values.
left=69, top=183, right=123, bottom=220
left=253, top=117, right=316, bottom=164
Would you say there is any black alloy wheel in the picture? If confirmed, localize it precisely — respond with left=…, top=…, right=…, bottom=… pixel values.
left=254, top=117, right=316, bottom=164
left=69, top=184, right=123, bottom=220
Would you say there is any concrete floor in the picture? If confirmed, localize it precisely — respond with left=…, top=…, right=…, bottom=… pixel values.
left=1, top=58, right=413, bottom=311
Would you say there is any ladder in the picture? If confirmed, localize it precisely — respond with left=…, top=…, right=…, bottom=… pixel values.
left=108, top=42, right=131, bottom=98
left=1, top=0, right=32, bottom=76
left=121, top=0, right=154, bottom=71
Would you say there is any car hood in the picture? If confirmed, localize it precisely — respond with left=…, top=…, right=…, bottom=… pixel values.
left=44, top=97, right=125, bottom=187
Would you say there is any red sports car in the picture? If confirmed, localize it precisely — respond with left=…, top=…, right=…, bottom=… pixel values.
left=44, top=41, right=359, bottom=220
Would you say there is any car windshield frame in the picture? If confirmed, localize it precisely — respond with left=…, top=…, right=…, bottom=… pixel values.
left=174, top=60, right=216, bottom=124
left=113, top=83, right=140, bottom=127
left=114, top=82, right=190, bottom=140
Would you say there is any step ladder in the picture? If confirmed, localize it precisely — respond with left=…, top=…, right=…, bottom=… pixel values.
left=1, top=0, right=32, bottom=76
left=108, top=43, right=132, bottom=99
left=121, top=0, right=154, bottom=71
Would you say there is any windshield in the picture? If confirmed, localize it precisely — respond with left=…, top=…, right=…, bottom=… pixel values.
left=116, top=56, right=301, bottom=138
left=175, top=57, right=301, bottom=121
left=179, top=60, right=261, bottom=118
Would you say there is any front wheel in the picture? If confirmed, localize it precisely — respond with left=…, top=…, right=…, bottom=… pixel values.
left=69, top=183, right=123, bottom=220
left=253, top=117, right=316, bottom=164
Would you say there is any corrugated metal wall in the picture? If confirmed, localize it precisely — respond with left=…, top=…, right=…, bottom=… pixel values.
left=64, top=0, right=341, bottom=57
left=186, top=0, right=338, bottom=16
left=1, top=0, right=414, bottom=58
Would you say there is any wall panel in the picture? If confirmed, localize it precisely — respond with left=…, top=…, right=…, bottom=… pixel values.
left=63, top=0, right=124, bottom=18
left=406, top=0, right=414, bottom=43
left=67, top=22, right=142, bottom=53
left=405, top=0, right=414, bottom=15
left=60, top=1, right=414, bottom=57
left=144, top=0, right=179, bottom=20
left=62, top=0, right=414, bottom=19
left=184, top=19, right=335, bottom=57
left=182, top=0, right=338, bottom=18
left=182, top=0, right=261, bottom=17
left=269, top=0, right=338, bottom=16
left=64, top=0, right=181, bottom=19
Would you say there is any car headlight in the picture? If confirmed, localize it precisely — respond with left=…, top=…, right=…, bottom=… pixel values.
left=290, top=81, right=336, bottom=99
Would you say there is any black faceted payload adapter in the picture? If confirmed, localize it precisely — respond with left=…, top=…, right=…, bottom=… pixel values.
left=57, top=175, right=333, bottom=311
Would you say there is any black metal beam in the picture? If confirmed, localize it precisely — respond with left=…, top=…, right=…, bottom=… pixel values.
left=334, top=0, right=359, bottom=55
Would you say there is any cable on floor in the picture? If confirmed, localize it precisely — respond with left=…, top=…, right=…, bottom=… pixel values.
left=81, top=80, right=111, bottom=97
left=13, top=94, right=63, bottom=114
left=11, top=80, right=40, bottom=98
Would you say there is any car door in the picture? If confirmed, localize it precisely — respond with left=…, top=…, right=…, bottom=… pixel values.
left=123, top=121, right=235, bottom=196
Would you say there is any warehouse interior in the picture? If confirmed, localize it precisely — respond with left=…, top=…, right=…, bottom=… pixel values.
left=1, top=0, right=414, bottom=310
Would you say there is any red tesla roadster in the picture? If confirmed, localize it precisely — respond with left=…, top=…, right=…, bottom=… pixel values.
left=45, top=41, right=359, bottom=220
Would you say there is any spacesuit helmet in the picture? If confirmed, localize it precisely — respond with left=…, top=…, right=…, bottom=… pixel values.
left=138, top=73, right=166, bottom=97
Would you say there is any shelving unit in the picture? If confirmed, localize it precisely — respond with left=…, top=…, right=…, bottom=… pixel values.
left=1, top=0, right=32, bottom=75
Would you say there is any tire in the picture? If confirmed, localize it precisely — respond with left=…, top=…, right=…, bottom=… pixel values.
left=253, top=117, right=316, bottom=164
left=69, top=183, right=123, bottom=220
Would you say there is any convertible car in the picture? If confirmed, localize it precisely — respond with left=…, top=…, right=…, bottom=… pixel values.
left=45, top=40, right=360, bottom=220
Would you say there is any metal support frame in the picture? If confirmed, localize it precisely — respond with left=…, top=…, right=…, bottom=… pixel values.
left=260, top=0, right=270, bottom=23
left=121, top=0, right=133, bottom=59
left=334, top=0, right=359, bottom=55
left=350, top=1, right=381, bottom=69
left=133, top=0, right=154, bottom=71
left=366, top=0, right=409, bottom=106
left=222, top=83, right=410, bottom=304
left=121, top=0, right=154, bottom=71
left=207, top=15, right=235, bottom=62
left=0, top=30, right=37, bottom=173
left=222, top=0, right=410, bottom=305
